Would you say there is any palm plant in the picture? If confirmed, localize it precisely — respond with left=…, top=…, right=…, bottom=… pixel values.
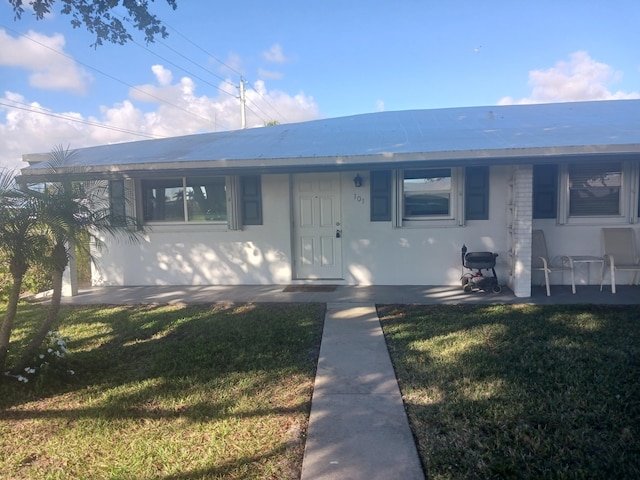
left=10, top=145, right=143, bottom=374
left=0, top=170, right=50, bottom=372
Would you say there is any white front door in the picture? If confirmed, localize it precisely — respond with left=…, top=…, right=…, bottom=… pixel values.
left=292, top=172, right=343, bottom=280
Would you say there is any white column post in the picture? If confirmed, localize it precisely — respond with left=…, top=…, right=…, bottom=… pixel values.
left=510, top=165, right=533, bottom=298
left=62, top=239, right=79, bottom=297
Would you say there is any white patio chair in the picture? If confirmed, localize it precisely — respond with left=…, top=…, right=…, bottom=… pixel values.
left=532, top=229, right=576, bottom=296
left=600, top=228, right=640, bottom=293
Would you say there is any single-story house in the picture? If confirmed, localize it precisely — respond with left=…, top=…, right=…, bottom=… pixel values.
left=19, top=99, right=640, bottom=298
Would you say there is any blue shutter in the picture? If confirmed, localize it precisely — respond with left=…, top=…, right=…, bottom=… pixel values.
left=465, top=166, right=489, bottom=220
left=240, top=176, right=263, bottom=225
left=533, top=164, right=558, bottom=219
left=370, top=170, right=391, bottom=221
left=109, top=180, right=126, bottom=226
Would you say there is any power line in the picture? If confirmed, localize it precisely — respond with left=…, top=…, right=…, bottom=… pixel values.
left=3, top=21, right=289, bottom=131
left=163, top=22, right=243, bottom=78
left=136, top=30, right=277, bottom=125
left=130, top=38, right=239, bottom=100
left=1, top=24, right=216, bottom=127
left=159, top=20, right=288, bottom=124
left=0, top=100, right=164, bottom=139
left=112, top=16, right=277, bottom=126
left=155, top=37, right=237, bottom=90
left=244, top=79, right=288, bottom=123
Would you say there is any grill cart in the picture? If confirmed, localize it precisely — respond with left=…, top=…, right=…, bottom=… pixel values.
left=460, top=245, right=501, bottom=293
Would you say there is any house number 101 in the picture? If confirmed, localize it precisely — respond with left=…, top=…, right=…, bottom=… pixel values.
left=353, top=193, right=365, bottom=205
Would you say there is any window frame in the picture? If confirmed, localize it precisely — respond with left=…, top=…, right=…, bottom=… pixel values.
left=558, top=161, right=636, bottom=225
left=141, top=176, right=231, bottom=225
left=393, top=167, right=464, bottom=227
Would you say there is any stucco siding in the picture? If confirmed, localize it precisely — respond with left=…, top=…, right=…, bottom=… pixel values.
left=340, top=168, right=511, bottom=285
left=92, top=174, right=295, bottom=286
left=89, top=166, right=640, bottom=290
left=93, top=169, right=514, bottom=287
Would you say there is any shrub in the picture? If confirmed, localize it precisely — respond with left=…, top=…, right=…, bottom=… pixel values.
left=0, top=254, right=53, bottom=301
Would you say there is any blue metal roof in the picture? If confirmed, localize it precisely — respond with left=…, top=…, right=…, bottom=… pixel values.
left=21, top=99, right=640, bottom=176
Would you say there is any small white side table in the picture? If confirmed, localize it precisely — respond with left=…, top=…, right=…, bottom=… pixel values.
left=569, top=256, right=604, bottom=290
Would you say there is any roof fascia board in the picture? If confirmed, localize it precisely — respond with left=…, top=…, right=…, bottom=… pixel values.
left=19, top=143, right=640, bottom=180
left=17, top=152, right=639, bottom=184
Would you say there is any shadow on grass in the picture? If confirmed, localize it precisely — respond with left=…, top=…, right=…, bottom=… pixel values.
left=1, top=302, right=324, bottom=479
left=3, top=303, right=324, bottom=405
left=378, top=304, right=640, bottom=479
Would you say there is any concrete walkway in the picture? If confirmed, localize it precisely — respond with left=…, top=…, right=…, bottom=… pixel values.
left=301, top=303, right=424, bottom=480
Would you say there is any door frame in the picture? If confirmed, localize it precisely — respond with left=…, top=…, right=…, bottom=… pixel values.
left=291, top=172, right=344, bottom=280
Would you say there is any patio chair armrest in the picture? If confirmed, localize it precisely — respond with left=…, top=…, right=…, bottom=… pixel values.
left=538, top=256, right=550, bottom=270
left=559, top=255, right=574, bottom=268
left=603, top=254, right=615, bottom=267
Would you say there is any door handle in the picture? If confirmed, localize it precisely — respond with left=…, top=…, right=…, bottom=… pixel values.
left=336, top=229, right=342, bottom=238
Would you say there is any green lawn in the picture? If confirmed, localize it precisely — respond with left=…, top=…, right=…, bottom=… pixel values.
left=0, top=302, right=325, bottom=480
left=378, top=304, right=640, bottom=480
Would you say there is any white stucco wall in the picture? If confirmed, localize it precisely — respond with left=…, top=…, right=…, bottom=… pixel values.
left=339, top=168, right=511, bottom=285
left=92, top=169, right=517, bottom=287
left=93, top=166, right=631, bottom=290
left=92, top=174, right=294, bottom=286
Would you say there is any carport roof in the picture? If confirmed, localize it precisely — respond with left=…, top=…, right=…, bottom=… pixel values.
left=20, top=99, right=640, bottom=178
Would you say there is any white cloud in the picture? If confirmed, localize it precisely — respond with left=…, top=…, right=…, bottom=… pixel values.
left=0, top=92, right=87, bottom=170
left=0, top=29, right=92, bottom=93
left=151, top=65, right=173, bottom=86
left=0, top=66, right=320, bottom=169
left=262, top=44, right=290, bottom=63
left=499, top=51, right=640, bottom=105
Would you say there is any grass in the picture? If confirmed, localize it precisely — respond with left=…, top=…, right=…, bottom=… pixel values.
left=378, top=304, right=640, bottom=480
left=0, top=302, right=325, bottom=480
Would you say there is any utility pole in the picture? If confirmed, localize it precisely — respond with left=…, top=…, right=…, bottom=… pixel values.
left=239, top=77, right=247, bottom=129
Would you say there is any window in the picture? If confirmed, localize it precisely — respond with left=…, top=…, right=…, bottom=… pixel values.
left=371, top=167, right=479, bottom=225
left=557, top=161, right=636, bottom=225
left=142, top=177, right=227, bottom=223
left=139, top=175, right=263, bottom=227
left=403, top=168, right=452, bottom=218
left=568, top=163, right=621, bottom=216
left=391, top=167, right=463, bottom=227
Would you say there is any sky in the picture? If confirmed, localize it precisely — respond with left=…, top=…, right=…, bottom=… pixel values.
left=1, top=0, right=640, bottom=170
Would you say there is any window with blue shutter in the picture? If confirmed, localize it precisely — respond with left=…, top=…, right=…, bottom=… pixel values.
left=465, top=166, right=489, bottom=220
left=109, top=179, right=126, bottom=226
left=370, top=170, right=391, bottom=221
left=533, top=164, right=558, bottom=219
left=240, top=175, right=263, bottom=225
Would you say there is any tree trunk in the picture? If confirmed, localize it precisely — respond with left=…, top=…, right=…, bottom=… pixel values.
left=12, top=243, right=67, bottom=375
left=11, top=269, right=63, bottom=375
left=0, top=271, right=25, bottom=373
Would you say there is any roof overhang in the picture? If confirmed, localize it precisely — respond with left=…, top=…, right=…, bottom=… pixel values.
left=17, top=100, right=640, bottom=183
left=18, top=145, right=640, bottom=183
